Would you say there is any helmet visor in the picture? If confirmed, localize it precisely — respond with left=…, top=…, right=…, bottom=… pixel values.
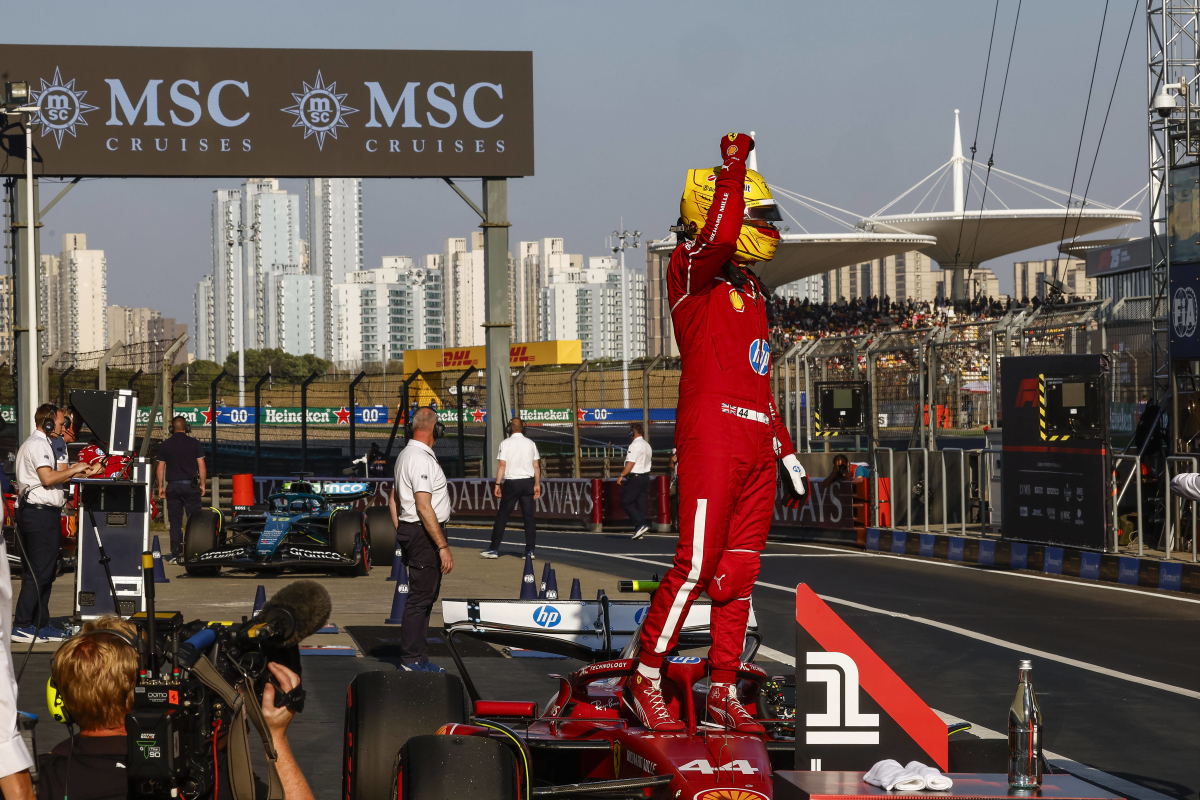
left=745, top=202, right=782, bottom=222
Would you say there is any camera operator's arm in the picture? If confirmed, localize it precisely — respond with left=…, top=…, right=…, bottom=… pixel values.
left=262, top=663, right=315, bottom=800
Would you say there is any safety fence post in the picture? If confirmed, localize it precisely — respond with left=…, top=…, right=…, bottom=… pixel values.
left=167, top=368, right=186, bottom=441
left=512, top=364, right=532, bottom=418
left=655, top=475, right=671, bottom=532
left=254, top=369, right=271, bottom=477
left=57, top=366, right=74, bottom=407
left=40, top=349, right=64, bottom=405
left=874, top=447, right=893, bottom=529
left=1110, top=453, right=1143, bottom=555
left=939, top=449, right=965, bottom=534
left=97, top=340, right=123, bottom=391
left=384, top=370, right=424, bottom=463
left=570, top=361, right=590, bottom=479
left=589, top=478, right=603, bottom=532
left=348, top=370, right=367, bottom=464
left=299, top=371, right=319, bottom=474
left=209, top=369, right=227, bottom=476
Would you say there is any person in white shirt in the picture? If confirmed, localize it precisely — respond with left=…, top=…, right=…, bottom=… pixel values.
left=481, top=418, right=541, bottom=559
left=13, top=404, right=99, bottom=644
left=619, top=422, right=654, bottom=539
left=387, top=407, right=453, bottom=673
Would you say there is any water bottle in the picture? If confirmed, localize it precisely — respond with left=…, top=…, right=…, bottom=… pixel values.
left=1007, top=659, right=1043, bottom=788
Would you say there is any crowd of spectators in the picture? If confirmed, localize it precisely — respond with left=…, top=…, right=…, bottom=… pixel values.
left=770, top=295, right=1011, bottom=345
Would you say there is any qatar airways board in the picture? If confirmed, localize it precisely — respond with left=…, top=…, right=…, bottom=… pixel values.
left=0, top=45, right=533, bottom=177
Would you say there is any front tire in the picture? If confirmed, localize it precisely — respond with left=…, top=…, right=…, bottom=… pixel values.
left=365, top=507, right=396, bottom=567
left=343, top=672, right=469, bottom=800
left=183, top=508, right=221, bottom=577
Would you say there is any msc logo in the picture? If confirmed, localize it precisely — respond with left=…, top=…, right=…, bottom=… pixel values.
left=805, top=651, right=880, bottom=744
left=31, top=68, right=98, bottom=148
left=281, top=71, right=358, bottom=150
left=633, top=606, right=648, bottom=624
left=748, top=339, right=771, bottom=376
left=532, top=606, right=561, bottom=627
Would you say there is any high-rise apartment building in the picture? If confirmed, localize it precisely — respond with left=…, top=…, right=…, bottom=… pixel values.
left=194, top=275, right=214, bottom=361
left=242, top=179, right=302, bottom=350
left=207, top=189, right=241, bottom=363
left=826, top=251, right=947, bottom=304
left=540, top=260, right=646, bottom=361
left=147, top=317, right=189, bottom=365
left=264, top=264, right=323, bottom=356
left=332, top=260, right=444, bottom=365
left=308, top=178, right=363, bottom=359
left=515, top=241, right=541, bottom=342
left=1013, top=258, right=1094, bottom=302
left=446, top=234, right=485, bottom=348
left=40, top=233, right=107, bottom=355
left=107, top=306, right=161, bottom=346
left=776, top=275, right=826, bottom=303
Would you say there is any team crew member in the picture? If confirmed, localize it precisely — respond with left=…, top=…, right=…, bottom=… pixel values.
left=481, top=418, right=541, bottom=559
left=389, top=407, right=454, bottom=672
left=13, top=405, right=101, bottom=643
left=1171, top=471, right=1200, bottom=502
left=625, top=134, right=808, bottom=733
left=619, top=423, right=654, bottom=539
left=156, top=416, right=207, bottom=562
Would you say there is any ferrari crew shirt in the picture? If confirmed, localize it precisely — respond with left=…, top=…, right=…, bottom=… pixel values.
left=395, top=439, right=450, bottom=524
left=496, top=432, right=539, bottom=480
left=625, top=436, right=653, bottom=475
left=15, top=430, right=64, bottom=507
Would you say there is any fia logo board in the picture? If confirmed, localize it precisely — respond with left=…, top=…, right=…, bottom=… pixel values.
left=794, top=583, right=947, bottom=771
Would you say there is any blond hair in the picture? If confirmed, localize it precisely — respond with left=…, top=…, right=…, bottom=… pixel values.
left=51, top=616, right=139, bottom=731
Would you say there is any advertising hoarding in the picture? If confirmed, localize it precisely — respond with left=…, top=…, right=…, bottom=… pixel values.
left=0, top=44, right=533, bottom=177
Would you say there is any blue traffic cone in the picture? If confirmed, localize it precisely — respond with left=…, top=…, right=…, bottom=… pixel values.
left=387, top=544, right=404, bottom=581
left=385, top=562, right=410, bottom=624
left=569, top=578, right=582, bottom=600
left=545, top=569, right=559, bottom=600
left=538, top=562, right=552, bottom=599
left=520, top=553, right=537, bottom=599
left=150, top=536, right=170, bottom=584
left=251, top=585, right=266, bottom=618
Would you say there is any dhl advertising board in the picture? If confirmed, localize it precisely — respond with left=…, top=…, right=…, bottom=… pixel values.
left=403, top=341, right=582, bottom=373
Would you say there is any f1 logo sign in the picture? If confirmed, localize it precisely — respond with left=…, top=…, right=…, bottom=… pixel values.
left=806, top=652, right=879, bottom=744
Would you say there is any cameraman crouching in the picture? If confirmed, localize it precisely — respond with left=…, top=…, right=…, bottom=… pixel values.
left=39, top=616, right=315, bottom=800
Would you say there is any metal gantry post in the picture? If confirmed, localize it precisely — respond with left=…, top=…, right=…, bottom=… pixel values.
left=299, top=371, right=319, bottom=474
left=348, top=370, right=367, bottom=463
left=254, top=369, right=271, bottom=476
left=456, top=366, right=475, bottom=478
left=97, top=340, right=123, bottom=391
left=570, top=360, right=590, bottom=478
left=482, top=178, right=512, bottom=479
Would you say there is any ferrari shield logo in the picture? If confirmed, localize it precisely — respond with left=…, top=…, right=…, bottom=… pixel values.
left=612, top=741, right=621, bottom=777
left=728, top=289, right=745, bottom=312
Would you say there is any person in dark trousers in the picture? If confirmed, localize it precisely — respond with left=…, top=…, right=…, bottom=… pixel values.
left=388, top=407, right=453, bottom=672
left=13, top=404, right=100, bottom=643
left=619, top=422, right=654, bottom=539
left=156, top=416, right=207, bottom=561
left=480, top=418, right=541, bottom=559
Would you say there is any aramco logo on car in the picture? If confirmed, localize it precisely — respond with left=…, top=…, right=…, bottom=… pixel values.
left=533, top=606, right=561, bottom=628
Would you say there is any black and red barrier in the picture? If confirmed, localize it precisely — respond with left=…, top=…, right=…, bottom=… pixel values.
left=794, top=583, right=947, bottom=772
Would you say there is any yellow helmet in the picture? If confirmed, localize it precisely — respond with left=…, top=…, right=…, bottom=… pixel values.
left=679, top=167, right=782, bottom=263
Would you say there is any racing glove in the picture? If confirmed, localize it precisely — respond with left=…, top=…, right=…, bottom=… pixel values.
left=777, top=453, right=809, bottom=509
left=720, top=132, right=754, bottom=168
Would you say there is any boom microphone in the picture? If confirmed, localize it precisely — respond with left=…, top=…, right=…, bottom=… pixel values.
left=245, top=580, right=332, bottom=647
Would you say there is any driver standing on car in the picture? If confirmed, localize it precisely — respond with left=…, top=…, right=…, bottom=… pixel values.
left=624, top=134, right=808, bottom=734
left=388, top=407, right=453, bottom=673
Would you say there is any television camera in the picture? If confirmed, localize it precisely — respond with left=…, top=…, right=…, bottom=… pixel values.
left=122, top=553, right=330, bottom=799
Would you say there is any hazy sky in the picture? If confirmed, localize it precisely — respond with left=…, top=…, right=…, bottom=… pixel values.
left=22, top=0, right=1148, bottom=329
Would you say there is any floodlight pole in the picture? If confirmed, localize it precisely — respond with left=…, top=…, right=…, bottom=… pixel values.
left=610, top=227, right=641, bottom=408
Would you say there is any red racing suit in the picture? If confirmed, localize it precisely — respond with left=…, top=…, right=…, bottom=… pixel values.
left=637, top=153, right=794, bottom=684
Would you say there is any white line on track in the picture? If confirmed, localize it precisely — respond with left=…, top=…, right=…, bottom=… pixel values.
left=765, top=540, right=1200, bottom=606
left=448, top=534, right=1200, bottom=700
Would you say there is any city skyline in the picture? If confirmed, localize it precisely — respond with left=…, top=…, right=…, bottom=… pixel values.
left=26, top=1, right=1146, bottom=325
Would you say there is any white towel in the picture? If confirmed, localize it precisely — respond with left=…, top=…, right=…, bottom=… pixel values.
left=864, top=759, right=926, bottom=792
left=905, top=761, right=954, bottom=791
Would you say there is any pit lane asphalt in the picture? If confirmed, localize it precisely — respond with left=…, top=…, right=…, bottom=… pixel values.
left=443, top=526, right=1200, bottom=800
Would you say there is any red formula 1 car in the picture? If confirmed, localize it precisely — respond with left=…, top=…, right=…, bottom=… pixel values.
left=343, top=586, right=798, bottom=800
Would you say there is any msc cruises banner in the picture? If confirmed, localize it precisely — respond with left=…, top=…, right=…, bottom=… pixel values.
left=0, top=45, right=534, bottom=177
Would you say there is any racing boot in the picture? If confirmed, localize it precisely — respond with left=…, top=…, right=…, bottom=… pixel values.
left=623, top=673, right=685, bottom=732
left=705, top=683, right=765, bottom=734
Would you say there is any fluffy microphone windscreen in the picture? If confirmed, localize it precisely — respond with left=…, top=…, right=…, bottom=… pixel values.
left=260, top=580, right=332, bottom=644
